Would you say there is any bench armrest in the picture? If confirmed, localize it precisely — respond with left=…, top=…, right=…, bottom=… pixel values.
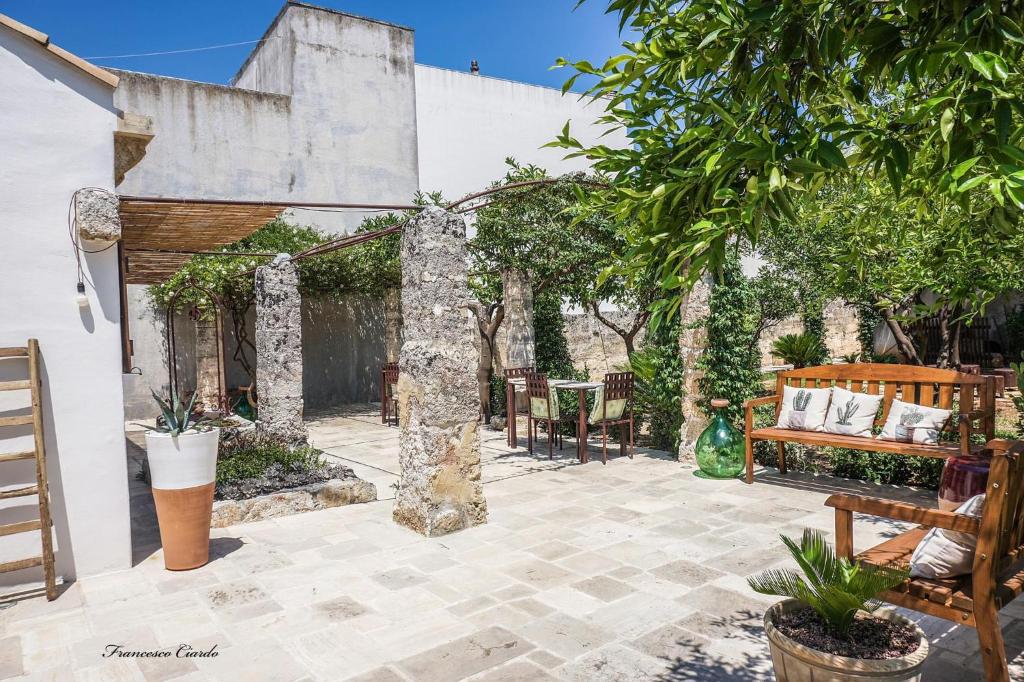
left=744, top=395, right=781, bottom=410
left=825, top=494, right=980, bottom=535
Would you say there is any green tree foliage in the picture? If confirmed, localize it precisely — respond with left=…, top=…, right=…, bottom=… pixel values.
left=554, top=0, right=1024, bottom=320
left=697, top=256, right=762, bottom=423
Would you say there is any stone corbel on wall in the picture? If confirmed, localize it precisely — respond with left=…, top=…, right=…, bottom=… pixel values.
left=114, top=111, right=153, bottom=186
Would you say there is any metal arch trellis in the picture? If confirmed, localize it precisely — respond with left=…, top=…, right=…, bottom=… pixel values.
left=164, top=278, right=229, bottom=414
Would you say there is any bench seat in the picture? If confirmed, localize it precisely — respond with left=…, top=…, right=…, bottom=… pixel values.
left=749, top=427, right=986, bottom=459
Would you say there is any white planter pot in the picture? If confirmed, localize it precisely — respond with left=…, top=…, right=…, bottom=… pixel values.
left=145, top=428, right=219, bottom=489
left=764, top=599, right=928, bottom=681
left=144, top=428, right=219, bottom=570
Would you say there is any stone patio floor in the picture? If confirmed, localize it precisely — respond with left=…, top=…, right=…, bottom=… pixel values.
left=2, top=405, right=1023, bottom=680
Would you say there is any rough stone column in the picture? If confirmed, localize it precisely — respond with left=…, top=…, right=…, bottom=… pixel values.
left=394, top=208, right=487, bottom=536
left=383, top=287, right=403, bottom=363
left=255, top=256, right=307, bottom=444
left=678, top=272, right=714, bottom=464
left=502, top=269, right=535, bottom=370
left=194, top=315, right=222, bottom=412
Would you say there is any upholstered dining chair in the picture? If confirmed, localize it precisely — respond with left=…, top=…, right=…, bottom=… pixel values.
left=525, top=372, right=574, bottom=458
left=588, top=372, right=635, bottom=464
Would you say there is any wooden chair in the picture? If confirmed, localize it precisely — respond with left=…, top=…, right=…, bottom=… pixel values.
left=503, top=366, right=534, bottom=447
left=589, top=372, right=635, bottom=465
left=380, top=362, right=399, bottom=426
left=743, top=363, right=996, bottom=484
left=826, top=438, right=1024, bottom=682
left=525, top=372, right=573, bottom=459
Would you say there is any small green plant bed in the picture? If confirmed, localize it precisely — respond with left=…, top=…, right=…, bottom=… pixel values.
left=215, top=432, right=354, bottom=501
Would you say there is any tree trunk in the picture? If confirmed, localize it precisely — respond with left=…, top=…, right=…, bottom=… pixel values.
left=950, top=317, right=963, bottom=369
left=936, top=304, right=952, bottom=369
left=880, top=307, right=923, bottom=365
left=475, top=303, right=504, bottom=423
left=589, top=300, right=650, bottom=362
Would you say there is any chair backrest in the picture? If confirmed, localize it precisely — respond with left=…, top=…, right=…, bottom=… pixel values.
left=775, top=363, right=994, bottom=433
left=504, top=366, right=535, bottom=380
left=525, top=372, right=555, bottom=420
left=382, top=362, right=399, bottom=384
left=524, top=372, right=549, bottom=400
left=974, top=440, right=1024, bottom=579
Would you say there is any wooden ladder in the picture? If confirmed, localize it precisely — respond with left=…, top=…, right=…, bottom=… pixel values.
left=0, top=340, right=56, bottom=600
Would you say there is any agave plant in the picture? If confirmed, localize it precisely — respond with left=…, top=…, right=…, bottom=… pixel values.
left=841, top=352, right=861, bottom=364
left=148, top=389, right=207, bottom=436
left=772, top=333, right=827, bottom=368
left=748, top=530, right=908, bottom=637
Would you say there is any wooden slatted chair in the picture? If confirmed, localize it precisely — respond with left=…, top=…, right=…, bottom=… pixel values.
left=743, top=363, right=996, bottom=484
left=380, top=362, right=399, bottom=426
left=826, top=438, right=1024, bottom=682
left=525, top=372, right=573, bottom=459
left=589, top=372, right=635, bottom=465
left=503, top=366, right=534, bottom=448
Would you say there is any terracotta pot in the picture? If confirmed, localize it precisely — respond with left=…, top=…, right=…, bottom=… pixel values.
left=764, top=599, right=928, bottom=681
left=145, top=428, right=219, bottom=570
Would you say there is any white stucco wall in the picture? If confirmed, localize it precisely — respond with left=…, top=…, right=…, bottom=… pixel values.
left=0, top=28, right=131, bottom=583
left=414, top=65, right=628, bottom=199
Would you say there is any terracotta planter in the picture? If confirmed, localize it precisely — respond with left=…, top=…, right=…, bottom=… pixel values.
left=145, top=428, right=219, bottom=570
left=764, top=599, right=928, bottom=681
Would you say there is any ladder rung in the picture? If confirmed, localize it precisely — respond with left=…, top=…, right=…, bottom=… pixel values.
left=0, top=380, right=31, bottom=392
left=0, top=451, right=34, bottom=463
left=0, top=519, right=41, bottom=537
left=0, top=415, right=33, bottom=427
left=0, top=556, right=43, bottom=573
left=0, top=348, right=29, bottom=358
left=0, top=485, right=37, bottom=500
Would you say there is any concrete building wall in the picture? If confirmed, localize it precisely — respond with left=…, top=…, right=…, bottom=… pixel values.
left=0, top=28, right=130, bottom=583
left=415, top=64, right=626, bottom=198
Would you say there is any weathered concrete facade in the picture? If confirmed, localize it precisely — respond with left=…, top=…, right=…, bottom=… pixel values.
left=255, top=259, right=307, bottom=444
left=394, top=209, right=486, bottom=536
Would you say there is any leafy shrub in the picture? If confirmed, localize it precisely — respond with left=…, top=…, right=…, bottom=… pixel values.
left=857, top=305, right=883, bottom=357
left=216, top=431, right=324, bottom=486
left=772, top=332, right=828, bottom=368
left=632, top=315, right=683, bottom=453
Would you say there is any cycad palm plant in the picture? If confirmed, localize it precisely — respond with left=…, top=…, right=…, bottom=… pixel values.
left=748, top=530, right=908, bottom=637
left=772, top=333, right=828, bottom=368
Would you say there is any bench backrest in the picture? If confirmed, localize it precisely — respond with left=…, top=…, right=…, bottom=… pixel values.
left=977, top=440, right=1024, bottom=580
left=775, top=364, right=995, bottom=432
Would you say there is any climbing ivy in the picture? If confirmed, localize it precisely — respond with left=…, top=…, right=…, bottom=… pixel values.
left=697, top=256, right=763, bottom=425
left=631, top=315, right=683, bottom=453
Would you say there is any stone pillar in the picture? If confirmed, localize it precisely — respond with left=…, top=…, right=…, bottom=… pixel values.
left=194, top=315, right=222, bottom=412
left=502, top=269, right=535, bottom=370
left=678, top=273, right=714, bottom=464
left=394, top=208, right=487, bottom=536
left=383, top=287, right=403, bottom=363
left=255, top=256, right=307, bottom=444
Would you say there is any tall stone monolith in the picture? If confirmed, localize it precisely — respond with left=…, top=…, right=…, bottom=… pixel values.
left=255, top=256, right=307, bottom=444
left=194, top=315, right=222, bottom=412
left=393, top=208, right=487, bottom=536
left=502, top=269, right=535, bottom=370
left=678, top=272, right=714, bottom=464
left=383, top=287, right=403, bottom=363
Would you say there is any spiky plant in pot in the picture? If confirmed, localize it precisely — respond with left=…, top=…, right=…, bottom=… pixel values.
left=748, top=530, right=925, bottom=678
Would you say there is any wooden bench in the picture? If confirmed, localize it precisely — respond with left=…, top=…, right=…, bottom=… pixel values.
left=826, top=439, right=1024, bottom=682
left=743, top=364, right=996, bottom=484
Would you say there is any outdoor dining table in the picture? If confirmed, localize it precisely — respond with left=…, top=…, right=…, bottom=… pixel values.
left=506, top=377, right=604, bottom=463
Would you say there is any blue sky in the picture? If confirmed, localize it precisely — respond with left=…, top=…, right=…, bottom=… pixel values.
left=0, top=1, right=625, bottom=90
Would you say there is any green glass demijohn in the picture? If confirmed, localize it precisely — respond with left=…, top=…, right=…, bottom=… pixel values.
left=694, top=399, right=745, bottom=479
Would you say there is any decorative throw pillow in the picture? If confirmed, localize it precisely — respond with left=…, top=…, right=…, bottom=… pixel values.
left=823, top=388, right=883, bottom=438
left=775, top=385, right=831, bottom=432
left=589, top=386, right=626, bottom=425
left=909, top=494, right=986, bottom=579
left=879, top=399, right=952, bottom=445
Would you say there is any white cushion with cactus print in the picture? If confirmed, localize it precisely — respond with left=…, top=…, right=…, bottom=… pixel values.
left=775, top=385, right=831, bottom=432
left=879, top=399, right=952, bottom=445
left=823, top=387, right=883, bottom=438
left=530, top=387, right=560, bottom=420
